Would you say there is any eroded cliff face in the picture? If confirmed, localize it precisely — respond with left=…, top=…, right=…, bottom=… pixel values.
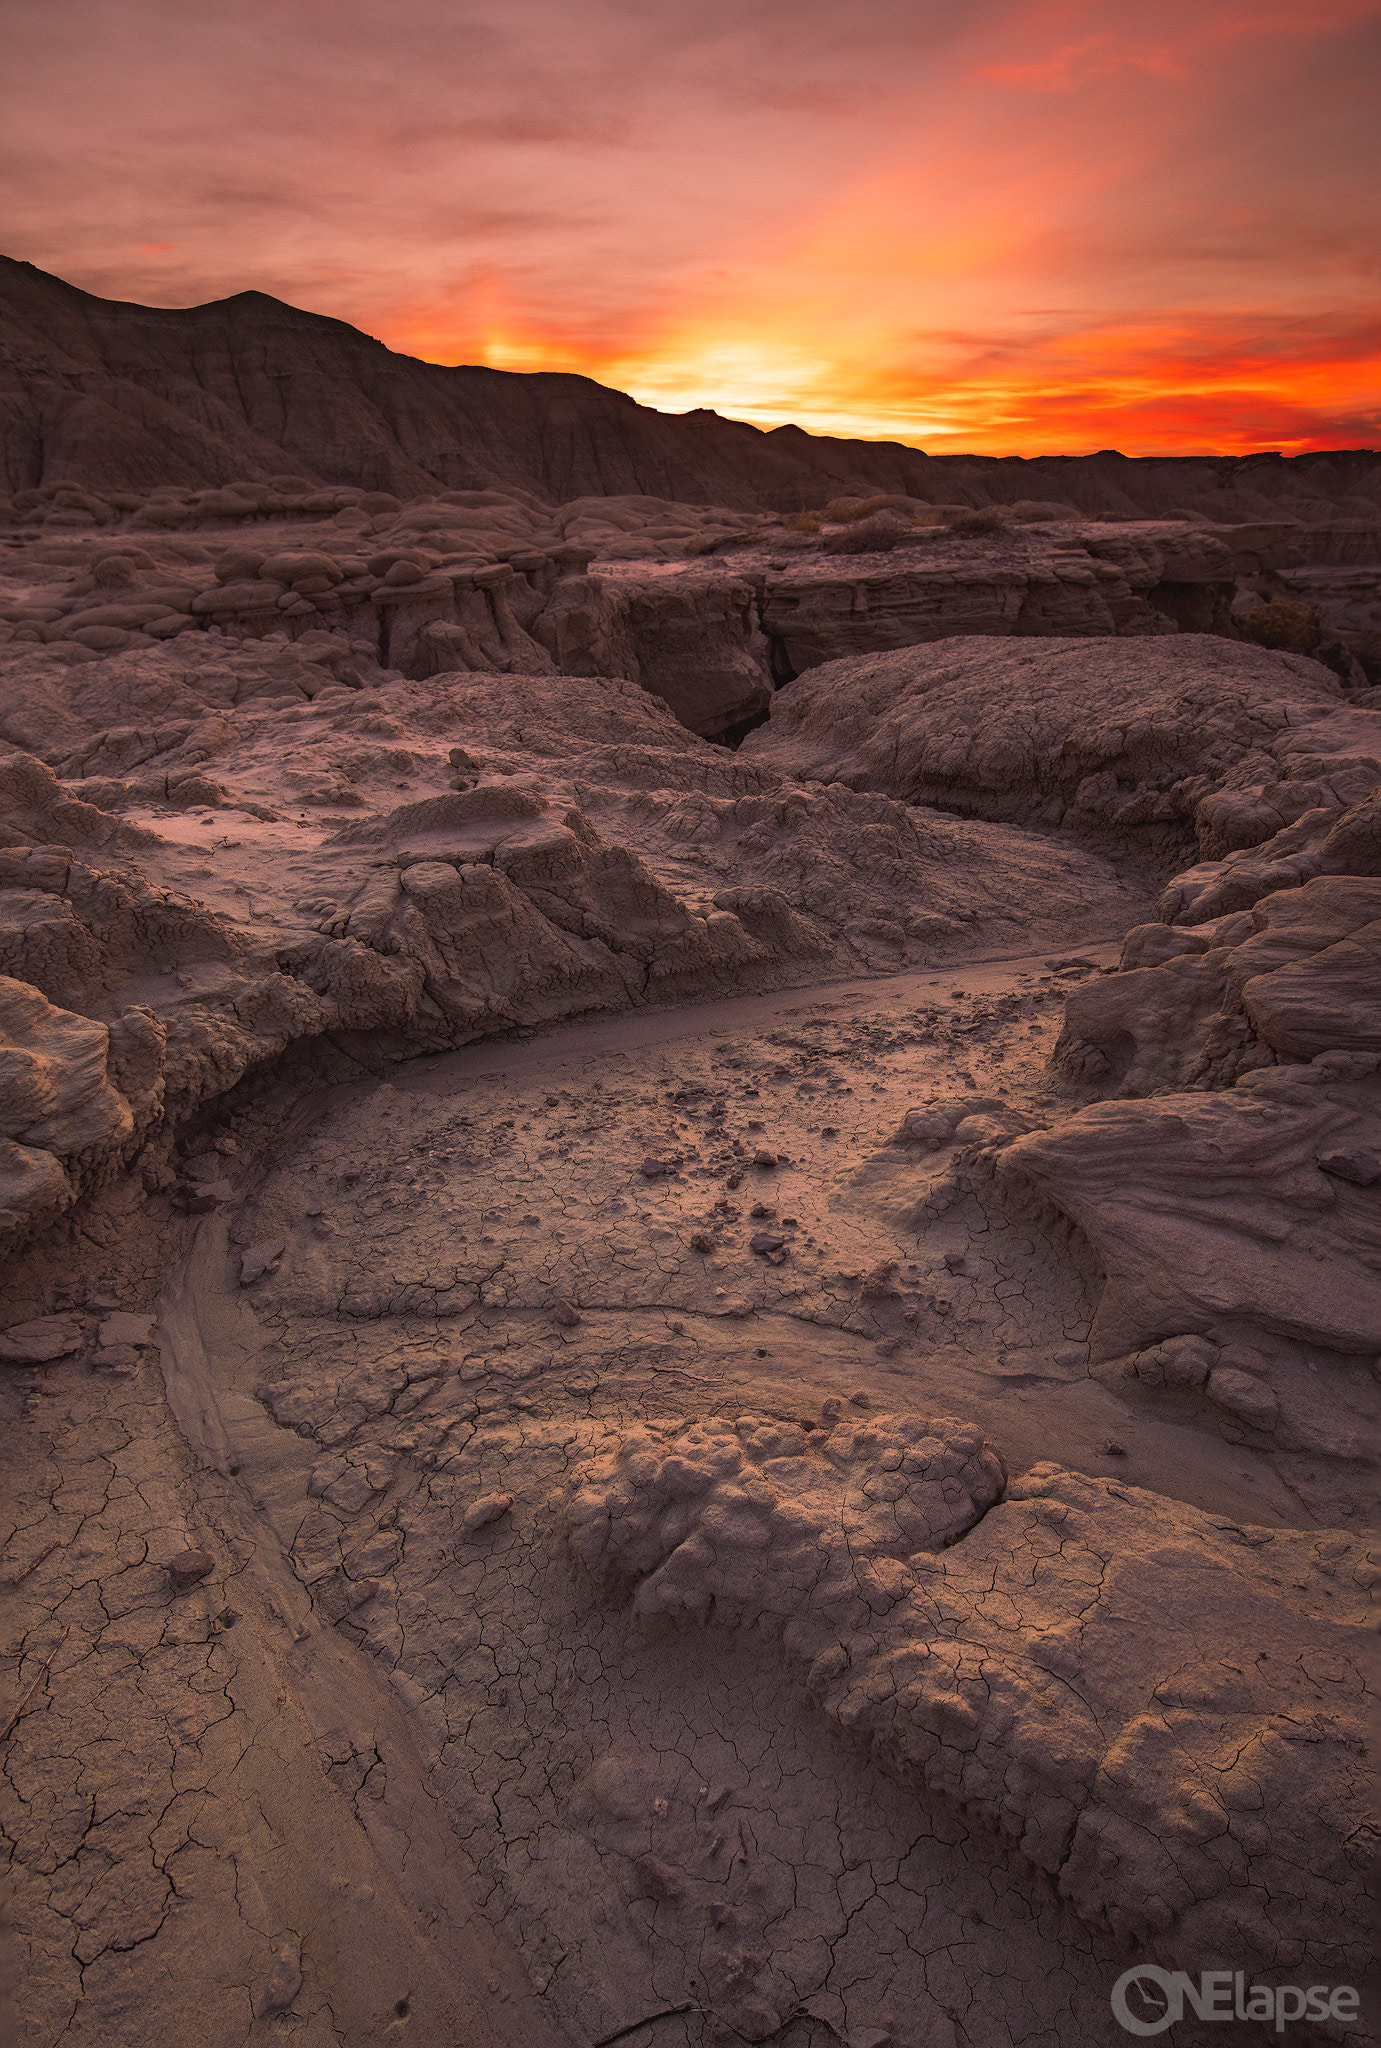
left=2, top=484, right=1378, bottom=2048
left=3, top=495, right=1370, bottom=743
left=7, top=253, right=1381, bottom=527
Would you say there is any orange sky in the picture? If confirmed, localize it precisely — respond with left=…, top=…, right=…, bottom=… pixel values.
left=4, top=0, right=1379, bottom=454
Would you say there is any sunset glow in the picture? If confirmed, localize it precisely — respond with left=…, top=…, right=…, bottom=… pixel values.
left=4, top=0, right=1378, bottom=456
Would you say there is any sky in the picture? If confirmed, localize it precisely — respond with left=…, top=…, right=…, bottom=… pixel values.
left=3, top=0, right=1379, bottom=455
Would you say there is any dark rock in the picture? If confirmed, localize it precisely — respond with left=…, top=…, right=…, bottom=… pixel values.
left=168, top=1549, right=215, bottom=1590
left=750, top=1231, right=788, bottom=1261
left=1318, top=1147, right=1381, bottom=1185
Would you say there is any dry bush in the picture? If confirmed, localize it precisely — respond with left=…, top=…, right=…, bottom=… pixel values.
left=1008, top=499, right=1081, bottom=523
left=1240, top=601, right=1324, bottom=654
left=821, top=512, right=915, bottom=554
left=784, top=510, right=822, bottom=533
left=949, top=507, right=1012, bottom=538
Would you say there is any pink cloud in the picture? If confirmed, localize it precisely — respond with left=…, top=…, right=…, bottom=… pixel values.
left=0, top=0, right=1375, bottom=454
left=980, top=34, right=1186, bottom=90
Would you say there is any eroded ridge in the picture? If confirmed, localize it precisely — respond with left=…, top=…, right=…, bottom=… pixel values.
left=566, top=1413, right=1378, bottom=1988
left=566, top=1409, right=1007, bottom=1619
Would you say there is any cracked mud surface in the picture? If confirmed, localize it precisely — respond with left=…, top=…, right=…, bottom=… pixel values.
left=6, top=941, right=1377, bottom=2046
left=1, top=544, right=1379, bottom=2047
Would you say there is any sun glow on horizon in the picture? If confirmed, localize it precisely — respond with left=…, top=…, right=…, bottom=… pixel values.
left=5, top=0, right=1378, bottom=459
left=378, top=312, right=1381, bottom=459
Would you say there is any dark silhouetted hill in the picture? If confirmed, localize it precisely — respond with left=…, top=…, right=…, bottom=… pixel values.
left=2, top=256, right=1377, bottom=518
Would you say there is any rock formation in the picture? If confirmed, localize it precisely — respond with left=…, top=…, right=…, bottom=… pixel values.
left=1, top=297, right=1377, bottom=2048
left=566, top=1423, right=1374, bottom=1981
left=0, top=641, right=1150, bottom=1258
left=5, top=254, right=1381, bottom=531
left=740, top=633, right=1365, bottom=846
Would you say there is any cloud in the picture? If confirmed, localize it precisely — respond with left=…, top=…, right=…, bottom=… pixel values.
left=979, top=35, right=1186, bottom=91
left=1, top=0, right=1377, bottom=453
left=611, top=307, right=1381, bottom=455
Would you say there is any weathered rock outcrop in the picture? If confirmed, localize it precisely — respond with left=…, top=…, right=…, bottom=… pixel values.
left=997, top=1051, right=1381, bottom=1360
left=1053, top=871, right=1381, bottom=1096
left=566, top=1414, right=1377, bottom=1983
left=742, top=635, right=1354, bottom=853
left=0, top=651, right=1147, bottom=1257
left=939, top=685, right=1381, bottom=1451
left=758, top=521, right=1239, bottom=672
left=9, top=513, right=1337, bottom=741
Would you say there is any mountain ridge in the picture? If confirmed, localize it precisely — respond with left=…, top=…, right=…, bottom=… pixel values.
left=2, top=254, right=1378, bottom=519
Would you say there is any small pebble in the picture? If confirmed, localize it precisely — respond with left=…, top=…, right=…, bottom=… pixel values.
left=168, top=1548, right=215, bottom=1590
left=239, top=1240, right=285, bottom=1285
left=255, top=1955, right=303, bottom=2018
left=462, top=1493, right=514, bottom=1534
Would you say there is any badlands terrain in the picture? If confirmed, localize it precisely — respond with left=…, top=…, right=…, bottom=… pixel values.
left=1, top=270, right=1379, bottom=2048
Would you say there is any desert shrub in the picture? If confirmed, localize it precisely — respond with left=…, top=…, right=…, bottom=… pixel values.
left=949, top=507, right=1012, bottom=538
left=821, top=512, right=914, bottom=554
left=846, top=493, right=931, bottom=523
left=784, top=510, right=822, bottom=533
left=1008, top=499, right=1081, bottom=523
left=1240, top=602, right=1324, bottom=654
